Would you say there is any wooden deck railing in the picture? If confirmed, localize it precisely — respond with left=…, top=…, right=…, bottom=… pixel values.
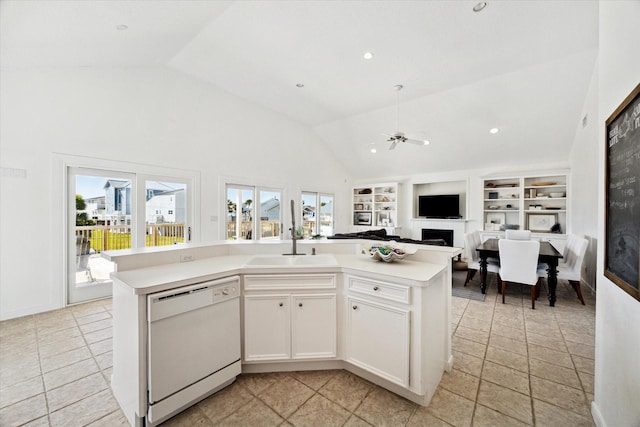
left=226, top=221, right=280, bottom=239
left=75, top=224, right=185, bottom=252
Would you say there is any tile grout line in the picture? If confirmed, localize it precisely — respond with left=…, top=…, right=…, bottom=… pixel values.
left=33, top=313, right=52, bottom=427
left=524, top=298, right=536, bottom=426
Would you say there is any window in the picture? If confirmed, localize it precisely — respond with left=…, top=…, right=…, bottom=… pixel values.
left=226, top=184, right=282, bottom=240
left=301, top=192, right=334, bottom=238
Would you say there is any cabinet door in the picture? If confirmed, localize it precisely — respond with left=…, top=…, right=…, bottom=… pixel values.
left=291, top=294, right=336, bottom=359
left=346, top=297, right=410, bottom=387
left=244, top=294, right=290, bottom=361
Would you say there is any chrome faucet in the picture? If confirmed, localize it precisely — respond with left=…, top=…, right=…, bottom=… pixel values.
left=284, top=199, right=305, bottom=256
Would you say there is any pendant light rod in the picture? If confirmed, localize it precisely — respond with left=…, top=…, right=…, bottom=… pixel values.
left=394, top=85, right=403, bottom=132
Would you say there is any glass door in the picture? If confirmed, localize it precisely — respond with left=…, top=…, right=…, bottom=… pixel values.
left=68, top=168, right=135, bottom=304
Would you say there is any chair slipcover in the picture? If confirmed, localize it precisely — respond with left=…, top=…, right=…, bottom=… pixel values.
left=538, top=235, right=588, bottom=305
left=505, top=229, right=532, bottom=240
left=499, top=239, right=540, bottom=308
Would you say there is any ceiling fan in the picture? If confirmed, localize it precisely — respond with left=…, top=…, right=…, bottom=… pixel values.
left=383, top=85, right=430, bottom=150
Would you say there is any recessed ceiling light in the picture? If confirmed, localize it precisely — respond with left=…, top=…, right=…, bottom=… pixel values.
left=296, top=83, right=304, bottom=88
left=473, top=2, right=488, bottom=12
left=363, top=52, right=374, bottom=60
left=370, top=147, right=377, bottom=153
left=489, top=127, right=500, bottom=134
left=116, top=24, right=129, bottom=31
left=423, top=140, right=430, bottom=146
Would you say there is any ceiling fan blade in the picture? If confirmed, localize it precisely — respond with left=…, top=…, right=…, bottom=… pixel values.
left=406, top=138, right=428, bottom=146
left=389, top=141, right=398, bottom=150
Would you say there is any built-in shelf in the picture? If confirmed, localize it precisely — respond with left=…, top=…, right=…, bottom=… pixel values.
left=483, top=173, right=569, bottom=233
left=352, top=182, right=399, bottom=231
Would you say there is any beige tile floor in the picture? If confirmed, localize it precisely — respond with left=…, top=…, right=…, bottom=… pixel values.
left=0, top=277, right=596, bottom=426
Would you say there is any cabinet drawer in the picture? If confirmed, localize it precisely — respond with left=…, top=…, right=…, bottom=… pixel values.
left=347, top=276, right=410, bottom=304
left=244, top=274, right=336, bottom=291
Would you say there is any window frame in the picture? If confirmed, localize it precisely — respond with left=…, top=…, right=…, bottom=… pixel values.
left=301, top=191, right=334, bottom=238
left=225, top=183, right=283, bottom=241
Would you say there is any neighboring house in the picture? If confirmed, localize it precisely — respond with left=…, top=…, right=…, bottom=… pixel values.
left=104, top=179, right=132, bottom=225
left=146, top=189, right=186, bottom=224
left=101, top=180, right=184, bottom=225
left=302, top=205, right=315, bottom=221
left=260, top=197, right=280, bottom=221
left=83, top=196, right=106, bottom=224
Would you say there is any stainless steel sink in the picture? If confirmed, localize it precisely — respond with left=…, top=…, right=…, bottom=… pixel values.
left=244, top=254, right=338, bottom=267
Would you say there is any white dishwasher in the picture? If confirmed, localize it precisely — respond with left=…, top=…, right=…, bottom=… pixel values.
left=147, top=275, right=241, bottom=426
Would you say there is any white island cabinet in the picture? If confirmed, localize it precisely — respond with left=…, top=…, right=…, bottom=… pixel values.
left=105, top=242, right=458, bottom=426
left=341, top=271, right=448, bottom=403
left=347, top=295, right=410, bottom=386
left=243, top=274, right=337, bottom=361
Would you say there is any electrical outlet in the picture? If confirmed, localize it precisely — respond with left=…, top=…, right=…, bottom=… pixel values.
left=180, top=254, right=195, bottom=263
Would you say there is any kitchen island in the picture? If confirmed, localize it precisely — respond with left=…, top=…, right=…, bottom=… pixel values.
left=105, top=240, right=460, bottom=427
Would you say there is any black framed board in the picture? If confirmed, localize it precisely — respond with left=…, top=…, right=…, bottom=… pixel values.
left=605, top=82, right=640, bottom=302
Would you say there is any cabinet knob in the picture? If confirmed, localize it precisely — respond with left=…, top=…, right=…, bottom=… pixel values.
left=279, top=302, right=284, bottom=307
left=298, top=302, right=303, bottom=307
left=352, top=305, right=358, bottom=310
left=373, top=286, right=379, bottom=291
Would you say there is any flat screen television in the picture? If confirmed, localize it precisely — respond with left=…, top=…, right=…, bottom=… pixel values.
left=418, top=194, right=460, bottom=218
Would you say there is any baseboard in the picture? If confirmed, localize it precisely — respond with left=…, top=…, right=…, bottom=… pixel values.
left=445, top=354, right=454, bottom=372
left=581, top=278, right=596, bottom=294
left=0, top=302, right=62, bottom=321
left=591, top=401, right=606, bottom=427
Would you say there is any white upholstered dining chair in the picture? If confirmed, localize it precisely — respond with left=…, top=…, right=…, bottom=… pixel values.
left=498, top=239, right=540, bottom=309
left=464, top=231, right=500, bottom=287
left=505, top=229, right=531, bottom=240
left=538, top=235, right=589, bottom=305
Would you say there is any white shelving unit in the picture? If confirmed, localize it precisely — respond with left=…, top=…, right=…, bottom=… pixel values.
left=483, top=173, right=569, bottom=234
left=352, top=182, right=399, bottom=232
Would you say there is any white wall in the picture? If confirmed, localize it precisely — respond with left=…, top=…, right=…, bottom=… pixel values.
left=592, top=2, right=640, bottom=427
left=0, top=67, right=352, bottom=320
left=569, top=59, right=600, bottom=289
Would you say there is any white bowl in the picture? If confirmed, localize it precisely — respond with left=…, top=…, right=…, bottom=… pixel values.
left=549, top=192, right=565, bottom=198
left=362, top=243, right=416, bottom=263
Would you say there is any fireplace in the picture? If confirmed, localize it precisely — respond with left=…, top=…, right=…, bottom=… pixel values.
left=422, top=228, right=454, bottom=247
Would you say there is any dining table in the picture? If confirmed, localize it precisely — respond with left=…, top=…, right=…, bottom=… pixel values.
left=476, top=238, right=564, bottom=306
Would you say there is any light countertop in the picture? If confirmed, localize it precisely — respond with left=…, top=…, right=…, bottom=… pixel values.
left=112, top=253, right=448, bottom=295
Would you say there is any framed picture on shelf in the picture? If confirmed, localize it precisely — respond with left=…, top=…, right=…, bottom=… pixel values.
left=485, top=212, right=505, bottom=231
left=378, top=212, right=391, bottom=227
left=354, top=212, right=372, bottom=225
left=354, top=203, right=364, bottom=211
left=486, top=212, right=505, bottom=225
left=527, top=213, right=557, bottom=232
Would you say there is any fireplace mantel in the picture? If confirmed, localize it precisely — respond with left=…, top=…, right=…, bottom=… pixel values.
left=410, top=218, right=467, bottom=248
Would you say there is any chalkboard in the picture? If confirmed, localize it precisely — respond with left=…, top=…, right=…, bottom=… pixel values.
left=605, top=83, right=640, bottom=301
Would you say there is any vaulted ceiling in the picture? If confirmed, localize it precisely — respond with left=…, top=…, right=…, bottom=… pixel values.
left=1, top=0, right=599, bottom=178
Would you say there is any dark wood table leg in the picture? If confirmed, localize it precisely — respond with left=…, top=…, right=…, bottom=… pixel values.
left=479, top=255, right=488, bottom=294
left=547, top=259, right=559, bottom=307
